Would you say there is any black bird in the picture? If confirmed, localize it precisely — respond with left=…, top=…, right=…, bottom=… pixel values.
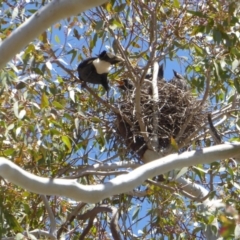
left=173, top=69, right=184, bottom=79
left=145, top=63, right=164, bottom=80
left=77, top=51, right=124, bottom=94
left=170, top=70, right=188, bottom=91
left=118, top=79, right=134, bottom=91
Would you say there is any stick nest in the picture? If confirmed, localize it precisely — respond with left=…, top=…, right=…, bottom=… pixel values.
left=114, top=80, right=207, bottom=157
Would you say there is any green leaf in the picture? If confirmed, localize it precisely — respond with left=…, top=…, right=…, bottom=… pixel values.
left=91, top=116, right=101, bottom=123
left=25, top=43, right=35, bottom=55
left=15, top=233, right=25, bottom=240
left=7, top=123, right=14, bottom=131
left=193, top=165, right=205, bottom=181
left=187, top=10, right=208, bottom=18
left=50, top=120, right=62, bottom=128
left=28, top=233, right=38, bottom=240
left=175, top=167, right=188, bottom=179
left=73, top=28, right=80, bottom=40
left=16, top=127, right=21, bottom=136
left=16, top=81, right=26, bottom=89
left=114, top=3, right=126, bottom=12
left=90, top=33, right=98, bottom=49
left=45, top=61, right=52, bottom=70
left=96, top=20, right=104, bottom=31
left=170, top=136, right=178, bottom=151
left=191, top=25, right=206, bottom=35
left=57, top=76, right=64, bottom=83
left=12, top=7, right=19, bottom=21
left=104, top=2, right=113, bottom=13
left=4, top=211, right=23, bottom=231
left=54, top=35, right=60, bottom=43
left=132, top=206, right=140, bottom=221
left=18, top=109, right=26, bottom=119
left=235, top=224, right=240, bottom=239
left=112, top=39, right=118, bottom=53
left=213, top=60, right=220, bottom=80
left=52, top=101, right=64, bottom=109
left=50, top=128, right=61, bottom=135
left=194, top=45, right=204, bottom=56
left=109, top=18, right=123, bottom=30
left=13, top=101, right=19, bottom=118
left=173, top=0, right=180, bottom=8
left=227, top=167, right=234, bottom=179
left=3, top=148, right=15, bottom=156
left=213, top=28, right=222, bottom=44
left=41, top=92, right=49, bottom=108
left=232, top=59, right=239, bottom=71
left=69, top=89, right=75, bottom=102
left=62, top=135, right=72, bottom=152
left=131, top=41, right=141, bottom=48
left=232, top=181, right=240, bottom=190
left=74, top=118, right=80, bottom=133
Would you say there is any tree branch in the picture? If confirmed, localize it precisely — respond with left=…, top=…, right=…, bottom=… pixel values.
left=0, top=0, right=107, bottom=69
left=41, top=195, right=56, bottom=235
left=0, top=143, right=240, bottom=203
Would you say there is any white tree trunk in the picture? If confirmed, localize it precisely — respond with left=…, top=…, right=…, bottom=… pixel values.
left=0, top=143, right=239, bottom=203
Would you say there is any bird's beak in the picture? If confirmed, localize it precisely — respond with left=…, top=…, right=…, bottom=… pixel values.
left=111, top=55, right=125, bottom=64
left=117, top=80, right=127, bottom=90
left=117, top=80, right=126, bottom=86
left=118, top=80, right=125, bottom=85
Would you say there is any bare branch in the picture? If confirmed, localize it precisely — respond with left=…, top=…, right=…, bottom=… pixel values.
left=41, top=195, right=56, bottom=235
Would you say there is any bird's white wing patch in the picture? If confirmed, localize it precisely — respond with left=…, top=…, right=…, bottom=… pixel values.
left=93, top=59, right=112, bottom=74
